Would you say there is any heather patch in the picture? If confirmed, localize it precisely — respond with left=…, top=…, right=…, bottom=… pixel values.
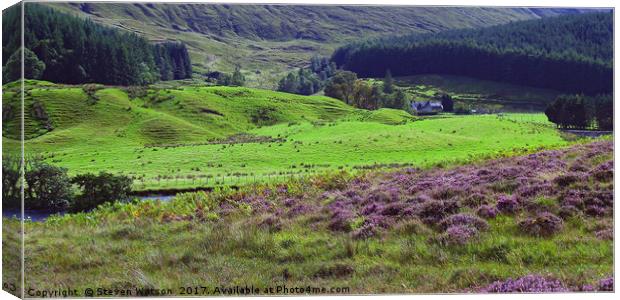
left=26, top=140, right=612, bottom=293
left=475, top=205, right=498, bottom=219
left=437, top=225, right=479, bottom=245
left=598, top=277, right=614, bottom=291
left=439, top=214, right=489, bottom=231
left=518, top=212, right=563, bottom=237
left=481, top=275, right=569, bottom=293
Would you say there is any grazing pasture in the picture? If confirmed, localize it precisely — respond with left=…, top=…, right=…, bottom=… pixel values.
left=2, top=81, right=568, bottom=190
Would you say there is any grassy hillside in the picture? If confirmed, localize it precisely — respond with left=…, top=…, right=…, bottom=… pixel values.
left=2, top=80, right=376, bottom=143
left=43, top=3, right=591, bottom=88
left=3, top=81, right=569, bottom=191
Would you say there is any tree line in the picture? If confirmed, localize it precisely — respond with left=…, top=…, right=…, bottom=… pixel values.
left=545, top=94, right=612, bottom=130
left=2, top=155, right=133, bottom=213
left=2, top=4, right=192, bottom=85
left=277, top=55, right=336, bottom=95
left=323, top=70, right=408, bottom=111
left=331, top=12, right=612, bottom=95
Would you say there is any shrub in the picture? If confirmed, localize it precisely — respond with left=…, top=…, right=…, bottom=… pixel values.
left=591, top=160, right=613, bottom=182
left=496, top=195, right=519, bottom=214
left=416, top=200, right=459, bottom=225
left=476, top=205, right=498, bottom=219
left=462, top=192, right=487, bottom=207
left=82, top=84, right=103, bottom=104
left=482, top=275, right=569, bottom=292
left=25, top=162, right=73, bottom=211
left=598, top=277, right=613, bottom=291
left=558, top=205, right=580, bottom=219
left=518, top=212, right=563, bottom=237
left=439, top=213, right=488, bottom=231
left=70, top=172, right=132, bottom=212
left=2, top=155, right=21, bottom=209
left=595, top=229, right=613, bottom=241
left=329, top=208, right=355, bottom=232
left=437, top=225, right=478, bottom=245
left=553, top=173, right=582, bottom=187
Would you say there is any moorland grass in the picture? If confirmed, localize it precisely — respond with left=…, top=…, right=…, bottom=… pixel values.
left=9, top=140, right=613, bottom=295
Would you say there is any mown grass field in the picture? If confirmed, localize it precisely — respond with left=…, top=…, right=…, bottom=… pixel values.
left=2, top=81, right=568, bottom=191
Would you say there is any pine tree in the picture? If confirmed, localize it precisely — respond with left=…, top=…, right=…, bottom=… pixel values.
left=383, top=69, right=394, bottom=94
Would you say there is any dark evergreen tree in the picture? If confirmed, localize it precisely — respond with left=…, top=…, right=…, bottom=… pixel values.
left=231, top=66, right=246, bottom=86
left=2, top=4, right=192, bottom=85
left=3, top=47, right=46, bottom=83
left=545, top=93, right=612, bottom=130
left=383, top=69, right=394, bottom=94
left=331, top=12, right=613, bottom=95
left=438, top=93, right=454, bottom=112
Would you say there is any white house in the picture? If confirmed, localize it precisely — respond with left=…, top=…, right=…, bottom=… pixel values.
left=411, top=101, right=443, bottom=115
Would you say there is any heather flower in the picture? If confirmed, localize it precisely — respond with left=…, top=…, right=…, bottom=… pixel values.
left=367, top=186, right=400, bottom=203
left=595, top=229, right=613, bottom=241
left=283, top=198, right=297, bottom=207
left=352, top=223, right=377, bottom=240
left=560, top=190, right=585, bottom=207
left=360, top=203, right=383, bottom=216
left=515, top=182, right=553, bottom=199
left=569, top=159, right=589, bottom=172
left=519, top=212, right=563, bottom=237
left=438, top=225, right=478, bottom=245
left=598, top=277, right=613, bottom=291
left=439, top=213, right=488, bottom=231
left=462, top=192, right=488, bottom=208
left=416, top=200, right=460, bottom=225
left=592, top=160, right=613, bottom=182
left=477, top=205, right=498, bottom=219
left=497, top=195, right=519, bottom=214
left=585, top=205, right=607, bottom=217
left=553, top=173, right=583, bottom=187
left=286, top=204, right=314, bottom=217
left=558, top=205, right=580, bottom=219
left=329, top=208, right=355, bottom=232
left=580, top=285, right=595, bottom=292
left=380, top=202, right=408, bottom=216
left=482, top=275, right=569, bottom=293
left=406, top=193, right=431, bottom=204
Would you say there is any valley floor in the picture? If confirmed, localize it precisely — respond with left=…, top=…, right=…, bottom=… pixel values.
left=3, top=140, right=613, bottom=295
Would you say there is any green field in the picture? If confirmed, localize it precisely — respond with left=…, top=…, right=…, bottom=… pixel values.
left=3, top=80, right=568, bottom=191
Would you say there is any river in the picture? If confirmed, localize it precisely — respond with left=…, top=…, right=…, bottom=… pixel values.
left=2, top=194, right=176, bottom=222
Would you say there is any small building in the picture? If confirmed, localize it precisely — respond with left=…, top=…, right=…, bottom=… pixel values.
left=411, top=101, right=443, bottom=115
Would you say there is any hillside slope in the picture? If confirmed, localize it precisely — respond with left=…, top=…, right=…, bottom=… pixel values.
left=43, top=3, right=594, bottom=87
left=1, top=80, right=412, bottom=149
